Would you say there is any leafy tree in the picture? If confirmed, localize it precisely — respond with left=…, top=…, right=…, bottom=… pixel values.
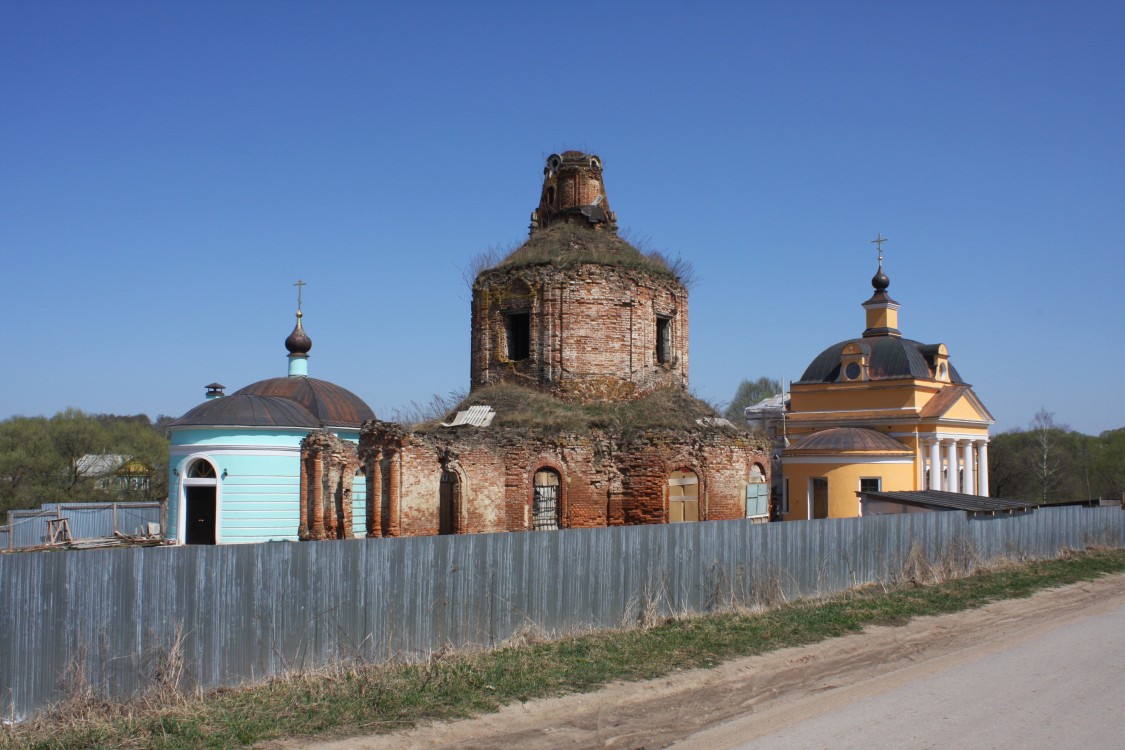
left=723, top=377, right=782, bottom=422
left=988, top=411, right=1125, bottom=504
left=0, top=410, right=170, bottom=515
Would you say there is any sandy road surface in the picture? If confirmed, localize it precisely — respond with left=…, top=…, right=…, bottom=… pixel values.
left=262, top=572, right=1125, bottom=750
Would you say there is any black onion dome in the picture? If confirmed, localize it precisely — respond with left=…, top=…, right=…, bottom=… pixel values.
left=798, top=338, right=966, bottom=384
left=284, top=313, right=312, bottom=355
left=234, top=377, right=375, bottom=427
left=170, top=395, right=320, bottom=429
left=872, top=265, right=890, bottom=292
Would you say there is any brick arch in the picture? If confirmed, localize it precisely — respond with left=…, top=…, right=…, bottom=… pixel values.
left=526, top=459, right=568, bottom=529
left=438, top=458, right=467, bottom=535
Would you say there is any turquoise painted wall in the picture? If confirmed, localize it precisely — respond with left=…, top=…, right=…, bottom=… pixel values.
left=168, top=427, right=364, bottom=544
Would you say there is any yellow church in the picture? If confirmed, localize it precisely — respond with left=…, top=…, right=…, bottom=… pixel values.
left=780, top=238, right=994, bottom=520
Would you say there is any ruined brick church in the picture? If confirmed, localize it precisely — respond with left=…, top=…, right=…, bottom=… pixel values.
left=298, top=151, right=769, bottom=540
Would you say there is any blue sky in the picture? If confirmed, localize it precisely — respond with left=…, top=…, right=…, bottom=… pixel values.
left=3, top=1, right=1123, bottom=436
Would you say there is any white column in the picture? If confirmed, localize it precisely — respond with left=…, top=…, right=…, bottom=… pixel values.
left=963, top=441, right=976, bottom=496
left=928, top=439, right=942, bottom=490
left=917, top=441, right=926, bottom=490
left=945, top=439, right=959, bottom=492
left=977, top=441, right=990, bottom=497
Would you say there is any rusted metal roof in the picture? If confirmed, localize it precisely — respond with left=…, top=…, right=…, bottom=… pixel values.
left=787, top=427, right=912, bottom=454
left=859, top=490, right=1036, bottom=514
left=170, top=394, right=320, bottom=429
left=233, top=377, right=375, bottom=428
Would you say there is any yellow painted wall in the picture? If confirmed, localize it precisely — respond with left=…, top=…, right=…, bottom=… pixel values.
left=782, top=459, right=915, bottom=520
left=790, top=383, right=929, bottom=413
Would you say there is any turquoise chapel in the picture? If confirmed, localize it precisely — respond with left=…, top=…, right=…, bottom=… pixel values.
left=166, top=303, right=375, bottom=544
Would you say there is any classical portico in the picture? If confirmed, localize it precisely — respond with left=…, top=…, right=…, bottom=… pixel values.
left=923, top=436, right=991, bottom=496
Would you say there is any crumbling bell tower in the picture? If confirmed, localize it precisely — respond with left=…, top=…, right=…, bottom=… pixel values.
left=471, top=151, right=689, bottom=401
left=530, top=151, right=618, bottom=233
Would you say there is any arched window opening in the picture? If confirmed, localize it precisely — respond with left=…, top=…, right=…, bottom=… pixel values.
left=439, top=470, right=460, bottom=535
left=668, top=470, right=699, bottom=523
left=533, top=469, right=560, bottom=530
left=746, top=464, right=768, bottom=519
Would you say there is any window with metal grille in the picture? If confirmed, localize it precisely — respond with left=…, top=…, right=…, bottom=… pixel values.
left=533, top=469, right=559, bottom=530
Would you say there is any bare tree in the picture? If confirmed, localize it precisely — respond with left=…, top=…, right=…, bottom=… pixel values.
left=1030, top=408, right=1069, bottom=503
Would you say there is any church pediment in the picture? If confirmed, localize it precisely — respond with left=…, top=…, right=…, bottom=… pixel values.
left=919, top=385, right=994, bottom=423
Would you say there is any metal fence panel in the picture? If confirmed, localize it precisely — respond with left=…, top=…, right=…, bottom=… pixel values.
left=1, top=506, right=1123, bottom=720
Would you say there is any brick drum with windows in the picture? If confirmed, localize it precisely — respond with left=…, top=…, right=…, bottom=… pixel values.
left=300, top=151, right=769, bottom=538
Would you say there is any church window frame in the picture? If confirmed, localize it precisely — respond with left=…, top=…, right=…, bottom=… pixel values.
left=531, top=467, right=562, bottom=530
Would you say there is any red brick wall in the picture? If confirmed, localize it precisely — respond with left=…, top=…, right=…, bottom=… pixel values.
left=351, top=423, right=769, bottom=537
left=471, top=264, right=688, bottom=400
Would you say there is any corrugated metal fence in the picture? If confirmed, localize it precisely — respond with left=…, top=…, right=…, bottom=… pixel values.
left=1, top=506, right=1122, bottom=720
left=2, top=502, right=165, bottom=550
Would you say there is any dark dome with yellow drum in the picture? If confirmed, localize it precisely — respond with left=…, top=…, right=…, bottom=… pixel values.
left=798, top=337, right=965, bottom=384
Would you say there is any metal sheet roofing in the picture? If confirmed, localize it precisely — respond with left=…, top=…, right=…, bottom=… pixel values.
left=798, top=337, right=967, bottom=384
left=860, top=490, right=1037, bottom=513
left=787, top=427, right=912, bottom=454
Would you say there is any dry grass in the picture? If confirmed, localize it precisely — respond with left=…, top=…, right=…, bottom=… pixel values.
left=412, top=383, right=751, bottom=439
left=469, top=223, right=692, bottom=285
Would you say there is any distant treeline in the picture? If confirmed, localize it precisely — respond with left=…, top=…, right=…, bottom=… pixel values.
left=990, top=409, right=1124, bottom=504
left=0, top=409, right=171, bottom=515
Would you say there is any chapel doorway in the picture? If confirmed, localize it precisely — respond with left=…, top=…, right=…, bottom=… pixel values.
left=185, top=486, right=217, bottom=544
left=183, top=458, right=218, bottom=544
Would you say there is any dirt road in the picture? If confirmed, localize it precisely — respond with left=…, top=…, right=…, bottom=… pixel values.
left=264, top=572, right=1125, bottom=750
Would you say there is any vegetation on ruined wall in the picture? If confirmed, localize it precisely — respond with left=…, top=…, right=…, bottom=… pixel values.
left=468, top=224, right=693, bottom=286
left=0, top=410, right=170, bottom=514
left=989, top=409, right=1125, bottom=503
left=412, top=384, right=766, bottom=448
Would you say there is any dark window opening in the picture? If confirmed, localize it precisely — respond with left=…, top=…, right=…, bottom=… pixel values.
left=439, top=470, right=460, bottom=535
left=860, top=477, right=881, bottom=494
left=656, top=316, right=672, bottom=364
left=505, top=312, right=530, bottom=361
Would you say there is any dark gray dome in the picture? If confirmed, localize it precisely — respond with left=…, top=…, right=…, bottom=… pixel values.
left=170, top=394, right=320, bottom=429
left=798, top=337, right=965, bottom=384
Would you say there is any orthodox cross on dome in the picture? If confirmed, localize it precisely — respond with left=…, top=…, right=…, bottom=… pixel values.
left=871, top=234, right=888, bottom=267
left=294, top=279, right=306, bottom=312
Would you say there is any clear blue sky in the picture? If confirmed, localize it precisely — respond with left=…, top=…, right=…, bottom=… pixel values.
left=3, top=1, right=1123, bottom=436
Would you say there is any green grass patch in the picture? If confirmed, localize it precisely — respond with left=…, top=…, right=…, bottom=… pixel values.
left=5, top=548, right=1125, bottom=750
